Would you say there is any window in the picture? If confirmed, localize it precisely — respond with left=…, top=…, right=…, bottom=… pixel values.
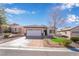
left=49, top=30, right=52, bottom=33
left=65, top=31, right=67, bottom=34
left=15, top=28, right=17, bottom=31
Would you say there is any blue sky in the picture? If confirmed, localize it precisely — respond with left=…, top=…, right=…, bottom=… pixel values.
left=1, top=3, right=79, bottom=28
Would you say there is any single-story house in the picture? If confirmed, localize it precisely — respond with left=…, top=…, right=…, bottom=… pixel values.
left=9, top=24, right=54, bottom=38
left=9, top=23, right=26, bottom=34
left=24, top=25, right=54, bottom=38
left=57, top=26, right=79, bottom=38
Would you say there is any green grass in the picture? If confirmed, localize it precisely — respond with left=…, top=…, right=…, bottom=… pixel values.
left=51, top=37, right=72, bottom=46
left=51, top=37, right=65, bottom=43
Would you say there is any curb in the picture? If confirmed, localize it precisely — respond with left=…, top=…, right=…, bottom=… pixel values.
left=0, top=46, right=79, bottom=52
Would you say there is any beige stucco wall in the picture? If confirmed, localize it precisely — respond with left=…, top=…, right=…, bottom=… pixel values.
left=59, top=31, right=66, bottom=35
left=71, top=26, right=79, bottom=37
left=47, top=27, right=55, bottom=36
left=57, top=31, right=71, bottom=38
left=25, top=27, right=46, bottom=30
left=66, top=31, right=71, bottom=38
left=47, top=29, right=54, bottom=36
left=10, top=25, right=26, bottom=34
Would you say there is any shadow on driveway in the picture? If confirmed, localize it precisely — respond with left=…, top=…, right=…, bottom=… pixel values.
left=66, top=46, right=79, bottom=52
left=26, top=36, right=44, bottom=39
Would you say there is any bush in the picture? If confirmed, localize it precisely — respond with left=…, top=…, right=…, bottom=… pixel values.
left=4, top=33, right=11, bottom=38
left=61, top=35, right=68, bottom=38
left=71, top=37, right=79, bottom=42
left=48, top=35, right=54, bottom=39
left=51, top=37, right=72, bottom=46
left=63, top=40, right=72, bottom=46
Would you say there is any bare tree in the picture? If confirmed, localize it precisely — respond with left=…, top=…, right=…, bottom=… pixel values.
left=49, top=6, right=66, bottom=36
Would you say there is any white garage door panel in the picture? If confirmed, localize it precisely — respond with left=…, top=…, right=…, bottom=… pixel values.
left=27, top=30, right=42, bottom=36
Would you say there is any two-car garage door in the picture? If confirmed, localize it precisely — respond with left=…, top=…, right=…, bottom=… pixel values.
left=27, top=30, right=42, bottom=36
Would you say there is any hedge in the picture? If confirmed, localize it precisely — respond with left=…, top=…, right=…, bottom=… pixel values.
left=71, top=37, right=79, bottom=42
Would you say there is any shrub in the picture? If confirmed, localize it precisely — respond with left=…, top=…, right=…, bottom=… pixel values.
left=61, top=35, right=68, bottom=38
left=71, top=37, right=79, bottom=42
left=4, top=33, right=11, bottom=38
left=48, top=35, right=54, bottom=39
left=62, top=39, right=72, bottom=46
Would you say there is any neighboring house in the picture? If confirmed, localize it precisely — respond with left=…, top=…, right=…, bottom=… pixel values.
left=57, top=26, right=79, bottom=38
left=24, top=25, right=54, bottom=38
left=9, top=23, right=26, bottom=34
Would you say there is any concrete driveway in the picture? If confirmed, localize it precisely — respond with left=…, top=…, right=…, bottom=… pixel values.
left=27, top=39, right=44, bottom=48
left=0, top=37, right=44, bottom=48
left=0, top=37, right=32, bottom=47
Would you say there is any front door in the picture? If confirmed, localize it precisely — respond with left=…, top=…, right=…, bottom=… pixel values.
left=44, top=30, right=47, bottom=36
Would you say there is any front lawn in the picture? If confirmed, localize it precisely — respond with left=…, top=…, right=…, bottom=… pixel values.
left=51, top=37, right=72, bottom=46
left=51, top=37, right=65, bottom=43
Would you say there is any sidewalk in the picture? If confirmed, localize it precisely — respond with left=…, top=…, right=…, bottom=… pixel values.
left=0, top=46, right=79, bottom=52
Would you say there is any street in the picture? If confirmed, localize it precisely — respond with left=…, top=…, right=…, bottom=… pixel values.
left=0, top=49, right=79, bottom=56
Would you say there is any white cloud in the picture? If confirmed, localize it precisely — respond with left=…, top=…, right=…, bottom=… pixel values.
left=31, top=11, right=36, bottom=14
left=61, top=3, right=79, bottom=10
left=5, top=8, right=26, bottom=14
left=75, top=3, right=79, bottom=7
left=66, top=14, right=79, bottom=23
left=6, top=3, right=13, bottom=5
left=61, top=3, right=74, bottom=10
left=5, top=8, right=37, bottom=15
left=26, top=11, right=37, bottom=15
